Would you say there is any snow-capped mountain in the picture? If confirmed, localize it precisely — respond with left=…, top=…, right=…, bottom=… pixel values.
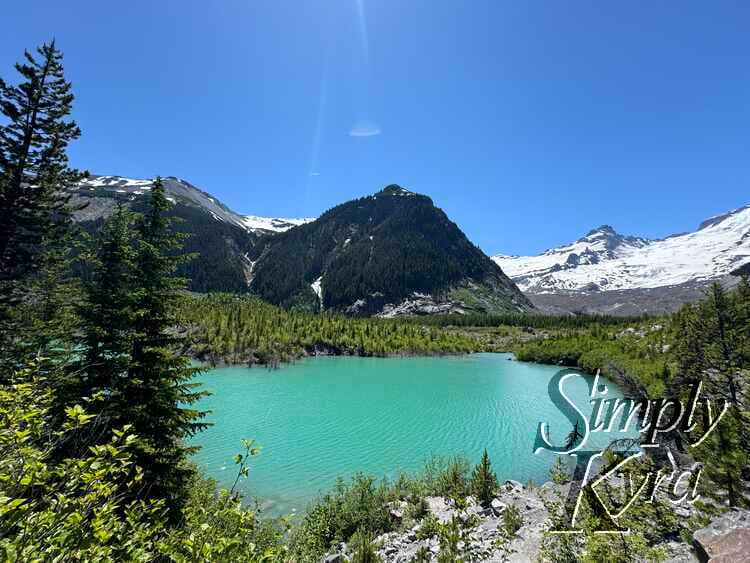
left=71, top=177, right=530, bottom=315
left=492, top=205, right=750, bottom=304
left=74, top=175, right=313, bottom=234
left=70, top=175, right=315, bottom=293
left=72, top=174, right=747, bottom=316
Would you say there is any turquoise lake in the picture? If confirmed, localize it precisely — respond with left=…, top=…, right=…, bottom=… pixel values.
left=190, top=353, right=631, bottom=516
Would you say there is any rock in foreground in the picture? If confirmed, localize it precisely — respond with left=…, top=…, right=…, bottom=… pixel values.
left=693, top=509, right=750, bottom=562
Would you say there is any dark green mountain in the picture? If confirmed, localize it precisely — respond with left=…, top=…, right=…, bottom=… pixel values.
left=248, top=185, right=533, bottom=316
left=69, top=175, right=310, bottom=293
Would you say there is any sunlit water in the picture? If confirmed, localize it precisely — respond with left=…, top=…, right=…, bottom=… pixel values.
left=189, top=353, right=632, bottom=516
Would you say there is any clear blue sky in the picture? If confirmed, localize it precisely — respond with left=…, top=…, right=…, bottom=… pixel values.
left=4, top=1, right=749, bottom=255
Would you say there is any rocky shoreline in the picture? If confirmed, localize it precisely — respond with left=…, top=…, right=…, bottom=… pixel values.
left=369, top=480, right=558, bottom=563
left=321, top=479, right=750, bottom=562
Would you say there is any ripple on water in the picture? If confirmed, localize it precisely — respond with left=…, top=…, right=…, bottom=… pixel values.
left=190, top=354, right=635, bottom=516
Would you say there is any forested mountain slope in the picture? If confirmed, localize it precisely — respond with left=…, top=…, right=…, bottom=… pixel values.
left=69, top=175, right=311, bottom=292
left=248, top=185, right=532, bottom=315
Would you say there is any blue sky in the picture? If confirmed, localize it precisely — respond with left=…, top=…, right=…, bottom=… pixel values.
left=3, top=1, right=749, bottom=255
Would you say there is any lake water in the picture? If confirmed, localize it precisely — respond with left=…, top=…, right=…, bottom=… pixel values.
left=190, top=353, right=632, bottom=516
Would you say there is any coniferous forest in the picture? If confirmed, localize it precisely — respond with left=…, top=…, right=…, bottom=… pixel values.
left=177, top=293, right=482, bottom=365
left=1, top=41, right=749, bottom=562
left=78, top=197, right=257, bottom=294
left=246, top=186, right=531, bottom=314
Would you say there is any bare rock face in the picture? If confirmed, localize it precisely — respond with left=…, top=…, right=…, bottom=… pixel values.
left=693, top=509, right=750, bottom=562
left=377, top=293, right=467, bottom=318
left=425, top=496, right=455, bottom=524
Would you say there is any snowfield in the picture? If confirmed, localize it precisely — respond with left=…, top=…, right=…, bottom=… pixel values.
left=240, top=215, right=314, bottom=233
left=77, top=175, right=315, bottom=235
left=493, top=206, right=750, bottom=294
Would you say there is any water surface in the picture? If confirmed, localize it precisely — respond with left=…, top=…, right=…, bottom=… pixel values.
left=190, top=353, right=630, bottom=515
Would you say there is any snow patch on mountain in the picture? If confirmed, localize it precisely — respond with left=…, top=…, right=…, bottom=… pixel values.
left=240, top=215, right=314, bottom=233
left=493, top=206, right=750, bottom=294
left=85, top=175, right=152, bottom=189
left=77, top=175, right=315, bottom=235
left=310, top=276, right=323, bottom=311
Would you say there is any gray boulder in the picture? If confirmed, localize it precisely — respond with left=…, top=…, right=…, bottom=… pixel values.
left=503, top=480, right=524, bottom=494
left=693, top=509, right=750, bottom=562
left=491, top=498, right=508, bottom=516
left=426, top=496, right=454, bottom=523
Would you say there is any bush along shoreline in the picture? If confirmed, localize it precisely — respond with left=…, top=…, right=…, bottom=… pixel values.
left=288, top=452, right=706, bottom=562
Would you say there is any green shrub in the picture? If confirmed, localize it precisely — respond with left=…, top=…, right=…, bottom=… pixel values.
left=350, top=529, right=383, bottom=563
left=406, top=497, right=429, bottom=522
left=290, top=474, right=391, bottom=561
left=411, top=545, right=431, bottom=562
left=436, top=516, right=463, bottom=563
left=549, top=457, right=570, bottom=485
left=0, top=364, right=288, bottom=563
left=0, top=365, right=165, bottom=561
left=501, top=505, right=523, bottom=538
left=421, top=456, right=471, bottom=500
left=470, top=449, right=498, bottom=507
left=416, top=515, right=441, bottom=540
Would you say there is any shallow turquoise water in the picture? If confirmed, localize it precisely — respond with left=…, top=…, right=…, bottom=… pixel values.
left=190, top=353, right=631, bottom=516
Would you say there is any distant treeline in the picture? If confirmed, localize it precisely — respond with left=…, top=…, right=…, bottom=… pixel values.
left=403, top=311, right=652, bottom=329
left=177, top=293, right=484, bottom=365
left=514, top=321, right=672, bottom=397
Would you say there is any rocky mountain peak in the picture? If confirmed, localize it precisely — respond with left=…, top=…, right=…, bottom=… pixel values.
left=69, top=174, right=316, bottom=294
left=580, top=225, right=620, bottom=252
left=584, top=224, right=617, bottom=238
left=73, top=174, right=312, bottom=235
left=698, top=205, right=750, bottom=231
left=377, top=184, right=417, bottom=197
left=578, top=225, right=649, bottom=250
left=492, top=202, right=750, bottom=312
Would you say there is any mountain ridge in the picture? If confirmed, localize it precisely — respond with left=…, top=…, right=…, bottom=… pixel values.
left=72, top=175, right=313, bottom=234
left=247, top=184, right=533, bottom=316
left=69, top=175, right=304, bottom=293
left=69, top=177, right=531, bottom=316
left=492, top=204, right=750, bottom=314
left=71, top=174, right=748, bottom=316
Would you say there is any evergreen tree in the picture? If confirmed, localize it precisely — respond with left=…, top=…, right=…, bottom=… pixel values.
left=0, top=41, right=85, bottom=386
left=675, top=282, right=750, bottom=508
left=126, top=177, right=207, bottom=515
left=695, top=418, right=747, bottom=509
left=549, top=456, right=570, bottom=485
left=470, top=449, right=498, bottom=507
left=7, top=225, right=84, bottom=381
left=27, top=228, right=81, bottom=347
left=0, top=40, right=83, bottom=315
left=350, top=529, right=382, bottom=563
left=736, top=276, right=750, bottom=361
left=83, top=204, right=137, bottom=370
left=56, top=205, right=139, bottom=450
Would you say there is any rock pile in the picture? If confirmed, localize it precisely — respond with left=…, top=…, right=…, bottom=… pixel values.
left=320, top=481, right=750, bottom=562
